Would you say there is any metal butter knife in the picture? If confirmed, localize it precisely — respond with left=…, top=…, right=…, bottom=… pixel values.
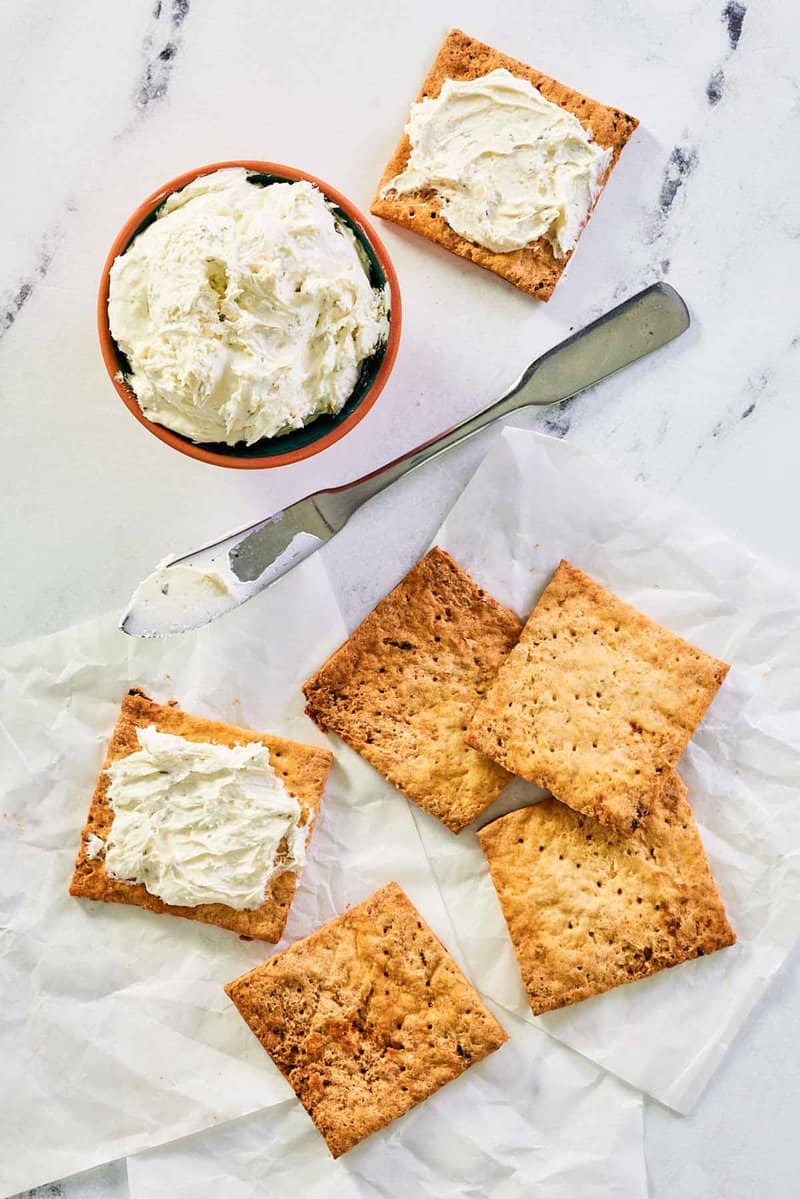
left=122, top=282, right=689, bottom=636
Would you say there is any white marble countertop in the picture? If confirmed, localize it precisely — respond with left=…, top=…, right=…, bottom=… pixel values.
left=3, top=1, right=798, bottom=1195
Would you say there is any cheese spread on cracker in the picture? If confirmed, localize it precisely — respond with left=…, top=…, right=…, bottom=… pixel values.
left=383, top=69, right=611, bottom=256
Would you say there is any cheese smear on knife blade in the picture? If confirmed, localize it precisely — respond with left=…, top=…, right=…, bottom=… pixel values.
left=108, top=168, right=388, bottom=445
left=383, top=69, right=612, bottom=256
left=100, top=726, right=307, bottom=909
left=121, top=526, right=326, bottom=637
left=122, top=559, right=243, bottom=638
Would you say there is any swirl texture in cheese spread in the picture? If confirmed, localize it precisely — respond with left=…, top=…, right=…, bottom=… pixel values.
left=383, top=69, right=613, bottom=257
left=102, top=726, right=307, bottom=909
left=108, top=169, right=388, bottom=445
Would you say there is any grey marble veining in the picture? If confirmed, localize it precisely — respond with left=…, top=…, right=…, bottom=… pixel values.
left=133, top=0, right=192, bottom=112
left=17, top=1162, right=128, bottom=1199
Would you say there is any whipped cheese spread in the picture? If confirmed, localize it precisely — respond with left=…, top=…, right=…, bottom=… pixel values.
left=108, top=168, right=388, bottom=445
left=85, top=833, right=106, bottom=860
left=121, top=559, right=239, bottom=638
left=100, top=726, right=307, bottom=909
left=383, top=69, right=612, bottom=257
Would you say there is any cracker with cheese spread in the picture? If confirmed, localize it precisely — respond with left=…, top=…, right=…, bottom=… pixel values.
left=69, top=689, right=332, bottom=941
left=372, top=29, right=638, bottom=299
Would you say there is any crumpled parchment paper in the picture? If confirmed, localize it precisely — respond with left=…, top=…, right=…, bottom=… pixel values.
left=0, top=557, right=457, bottom=1197
left=412, top=427, right=800, bottom=1113
left=125, top=988, right=645, bottom=1199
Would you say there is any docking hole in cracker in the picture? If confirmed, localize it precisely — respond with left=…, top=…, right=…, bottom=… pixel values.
left=478, top=772, right=735, bottom=1014
left=467, top=560, right=729, bottom=833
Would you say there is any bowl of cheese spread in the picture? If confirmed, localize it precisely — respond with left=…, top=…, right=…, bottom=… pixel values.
left=98, top=161, right=401, bottom=468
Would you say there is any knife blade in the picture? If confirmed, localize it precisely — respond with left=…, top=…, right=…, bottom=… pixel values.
left=122, top=282, right=690, bottom=636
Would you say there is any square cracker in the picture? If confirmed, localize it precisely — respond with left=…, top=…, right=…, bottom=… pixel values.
left=69, top=689, right=332, bottom=941
left=302, top=547, right=523, bottom=833
left=225, top=881, right=508, bottom=1157
left=478, top=772, right=735, bottom=1014
left=466, top=560, right=729, bottom=833
left=371, top=28, right=639, bottom=300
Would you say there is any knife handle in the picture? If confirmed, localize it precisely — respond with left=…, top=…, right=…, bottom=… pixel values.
left=315, top=283, right=689, bottom=531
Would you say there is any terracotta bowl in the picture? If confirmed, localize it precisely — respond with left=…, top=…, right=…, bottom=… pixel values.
left=97, top=160, right=401, bottom=469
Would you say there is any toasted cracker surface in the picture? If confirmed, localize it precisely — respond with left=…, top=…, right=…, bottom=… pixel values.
left=302, top=547, right=522, bottom=833
left=466, top=560, right=729, bottom=833
left=478, top=772, right=735, bottom=1014
left=225, top=881, right=508, bottom=1157
left=371, top=28, right=638, bottom=300
left=69, top=689, right=332, bottom=941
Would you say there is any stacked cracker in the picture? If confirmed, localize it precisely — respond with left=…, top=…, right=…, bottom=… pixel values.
left=467, top=560, right=729, bottom=834
left=303, top=546, right=522, bottom=833
left=304, top=550, right=735, bottom=1016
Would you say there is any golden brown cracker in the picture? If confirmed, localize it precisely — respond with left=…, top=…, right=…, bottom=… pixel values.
left=69, top=689, right=332, bottom=941
left=466, top=560, right=729, bottom=833
left=478, top=773, right=735, bottom=1014
left=302, top=547, right=522, bottom=833
left=371, top=28, right=639, bottom=299
left=225, top=881, right=508, bottom=1156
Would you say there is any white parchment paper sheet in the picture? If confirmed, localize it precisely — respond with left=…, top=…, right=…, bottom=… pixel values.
left=414, top=427, right=800, bottom=1114
left=0, top=557, right=449, bottom=1198
left=126, top=992, right=645, bottom=1199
